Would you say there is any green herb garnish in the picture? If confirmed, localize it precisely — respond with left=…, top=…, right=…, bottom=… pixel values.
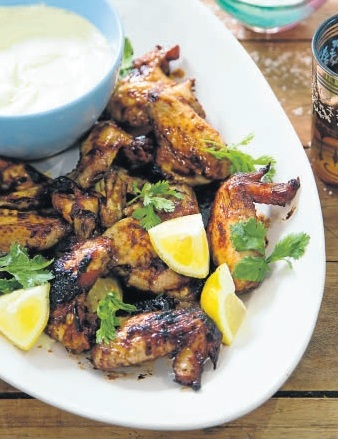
left=119, top=37, right=134, bottom=78
left=0, top=243, right=54, bottom=294
left=96, top=291, right=137, bottom=344
left=128, top=181, right=184, bottom=230
left=230, top=218, right=310, bottom=282
left=204, top=133, right=276, bottom=180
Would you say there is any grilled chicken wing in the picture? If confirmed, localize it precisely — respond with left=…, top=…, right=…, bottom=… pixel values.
left=49, top=236, right=113, bottom=308
left=51, top=176, right=100, bottom=239
left=46, top=293, right=98, bottom=353
left=148, top=90, right=231, bottom=185
left=91, top=307, right=222, bottom=390
left=94, top=166, right=146, bottom=229
left=103, top=184, right=200, bottom=299
left=207, top=167, right=300, bottom=293
left=0, top=208, right=70, bottom=253
left=0, top=156, right=51, bottom=210
left=68, top=121, right=135, bottom=189
left=103, top=217, right=195, bottom=300
left=47, top=236, right=115, bottom=352
left=108, top=45, right=205, bottom=130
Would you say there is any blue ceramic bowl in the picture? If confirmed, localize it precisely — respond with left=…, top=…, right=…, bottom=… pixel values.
left=0, top=0, right=124, bottom=160
left=217, top=0, right=328, bottom=33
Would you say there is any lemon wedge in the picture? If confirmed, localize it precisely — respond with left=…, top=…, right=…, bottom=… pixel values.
left=148, top=213, right=210, bottom=278
left=201, top=263, right=246, bottom=345
left=0, top=283, right=50, bottom=351
left=86, top=276, right=123, bottom=313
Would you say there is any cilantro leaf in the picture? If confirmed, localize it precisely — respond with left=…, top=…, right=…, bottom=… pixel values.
left=96, top=291, right=136, bottom=344
left=230, top=218, right=267, bottom=255
left=0, top=278, right=21, bottom=294
left=129, top=180, right=184, bottom=230
left=132, top=205, right=162, bottom=230
left=119, top=37, right=134, bottom=78
left=230, top=218, right=310, bottom=283
left=0, top=243, right=54, bottom=294
left=267, top=232, right=310, bottom=265
left=204, top=133, right=276, bottom=180
left=233, top=256, right=270, bottom=282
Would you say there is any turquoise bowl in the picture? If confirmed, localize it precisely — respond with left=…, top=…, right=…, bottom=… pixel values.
left=217, top=0, right=328, bottom=33
left=0, top=0, right=124, bottom=160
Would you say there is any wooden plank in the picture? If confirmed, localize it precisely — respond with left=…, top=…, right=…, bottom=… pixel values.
left=0, top=397, right=337, bottom=439
left=241, top=40, right=313, bottom=146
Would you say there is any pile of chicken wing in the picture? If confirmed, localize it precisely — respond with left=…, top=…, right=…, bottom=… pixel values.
left=0, top=45, right=300, bottom=390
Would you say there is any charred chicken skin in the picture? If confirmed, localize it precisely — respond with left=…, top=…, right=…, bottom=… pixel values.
left=0, top=156, right=51, bottom=211
left=91, top=307, right=222, bottom=390
left=0, top=208, right=71, bottom=253
left=207, top=166, right=300, bottom=293
left=148, top=89, right=231, bottom=185
left=68, top=120, right=136, bottom=189
left=107, top=45, right=206, bottom=130
left=49, top=236, right=114, bottom=308
left=46, top=293, right=98, bottom=354
left=51, top=176, right=100, bottom=239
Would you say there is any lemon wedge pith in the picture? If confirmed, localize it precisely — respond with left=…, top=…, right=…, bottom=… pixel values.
left=201, top=263, right=246, bottom=345
left=148, top=213, right=209, bottom=279
left=0, top=283, right=50, bottom=351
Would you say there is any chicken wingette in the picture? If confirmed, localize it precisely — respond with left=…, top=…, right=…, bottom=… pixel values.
left=107, top=45, right=206, bottom=129
left=103, top=183, right=201, bottom=300
left=148, top=89, right=231, bottom=185
left=91, top=307, right=222, bottom=390
left=68, top=120, right=146, bottom=189
left=207, top=167, right=300, bottom=293
left=49, top=236, right=114, bottom=308
left=0, top=208, right=70, bottom=253
left=46, top=293, right=98, bottom=353
left=0, top=155, right=51, bottom=210
left=51, top=176, right=100, bottom=239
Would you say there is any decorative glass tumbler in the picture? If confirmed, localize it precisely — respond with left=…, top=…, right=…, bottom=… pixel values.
left=311, top=14, right=338, bottom=185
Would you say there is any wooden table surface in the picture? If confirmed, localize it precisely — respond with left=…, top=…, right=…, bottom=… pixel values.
left=1, top=1, right=337, bottom=438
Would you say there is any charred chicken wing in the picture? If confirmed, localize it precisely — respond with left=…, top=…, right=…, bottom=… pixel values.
left=207, top=167, right=300, bottom=293
left=91, top=307, right=222, bottom=390
left=148, top=90, right=231, bottom=185
left=0, top=208, right=70, bottom=253
left=107, top=45, right=205, bottom=130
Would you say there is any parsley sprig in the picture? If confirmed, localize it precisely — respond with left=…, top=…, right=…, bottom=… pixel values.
left=230, top=218, right=310, bottom=282
left=128, top=181, right=184, bottom=230
left=96, top=291, right=136, bottom=344
left=0, top=243, right=54, bottom=294
left=119, top=37, right=134, bottom=78
left=204, top=133, right=276, bottom=180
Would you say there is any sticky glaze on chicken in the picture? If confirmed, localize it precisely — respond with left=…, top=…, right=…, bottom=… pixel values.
left=107, top=45, right=206, bottom=130
left=103, top=183, right=200, bottom=300
left=49, top=236, right=114, bottom=308
left=51, top=176, right=100, bottom=239
left=0, top=155, right=51, bottom=210
left=0, top=208, right=71, bottom=254
left=46, top=293, right=98, bottom=353
left=207, top=166, right=300, bottom=293
left=148, top=89, right=231, bottom=185
left=91, top=307, right=222, bottom=390
left=68, top=120, right=138, bottom=189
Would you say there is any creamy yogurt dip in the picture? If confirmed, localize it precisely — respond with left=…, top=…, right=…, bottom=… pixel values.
left=0, top=5, right=114, bottom=115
